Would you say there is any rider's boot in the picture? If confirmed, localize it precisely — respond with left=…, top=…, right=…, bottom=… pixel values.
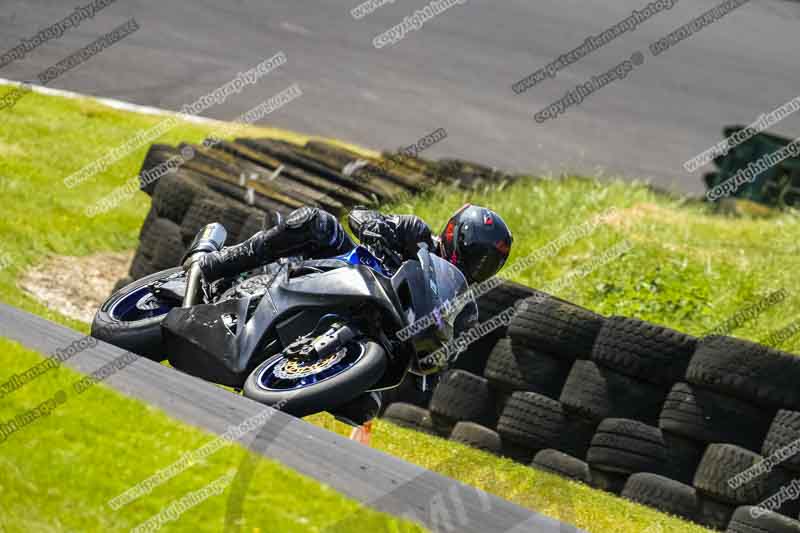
left=332, top=391, right=382, bottom=428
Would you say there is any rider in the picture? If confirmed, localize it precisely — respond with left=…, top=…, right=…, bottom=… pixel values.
left=196, top=204, right=513, bottom=425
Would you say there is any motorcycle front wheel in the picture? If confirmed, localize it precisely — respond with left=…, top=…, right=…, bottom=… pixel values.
left=242, top=338, right=387, bottom=418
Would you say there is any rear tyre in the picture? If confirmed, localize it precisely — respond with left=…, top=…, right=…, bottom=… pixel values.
left=91, top=267, right=184, bottom=361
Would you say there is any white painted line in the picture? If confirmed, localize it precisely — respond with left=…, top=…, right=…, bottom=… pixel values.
left=0, top=77, right=226, bottom=126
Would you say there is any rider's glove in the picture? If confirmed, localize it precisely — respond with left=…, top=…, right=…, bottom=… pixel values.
left=359, top=218, right=401, bottom=255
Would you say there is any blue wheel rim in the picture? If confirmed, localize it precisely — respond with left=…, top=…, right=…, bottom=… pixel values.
left=108, top=285, right=173, bottom=323
left=256, top=343, right=365, bottom=391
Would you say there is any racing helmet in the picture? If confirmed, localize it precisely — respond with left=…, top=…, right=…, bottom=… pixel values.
left=438, top=204, right=513, bottom=283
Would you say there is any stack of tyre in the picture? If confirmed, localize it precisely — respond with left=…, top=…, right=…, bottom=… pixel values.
left=380, top=293, right=800, bottom=532
left=117, top=137, right=516, bottom=291
left=118, top=170, right=270, bottom=292
left=380, top=280, right=541, bottom=452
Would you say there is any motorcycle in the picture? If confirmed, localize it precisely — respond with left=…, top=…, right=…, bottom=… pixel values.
left=92, top=223, right=477, bottom=419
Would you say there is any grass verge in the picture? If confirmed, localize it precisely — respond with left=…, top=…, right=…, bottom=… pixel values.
left=386, top=178, right=800, bottom=352
left=0, top=338, right=424, bottom=532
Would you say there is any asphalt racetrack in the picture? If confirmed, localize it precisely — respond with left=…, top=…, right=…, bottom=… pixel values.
left=2, top=0, right=799, bottom=194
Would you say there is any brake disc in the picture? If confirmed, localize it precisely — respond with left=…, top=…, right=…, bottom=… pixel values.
left=272, top=347, right=347, bottom=379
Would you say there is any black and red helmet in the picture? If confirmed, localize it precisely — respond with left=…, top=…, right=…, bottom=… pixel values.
left=438, top=204, right=513, bottom=283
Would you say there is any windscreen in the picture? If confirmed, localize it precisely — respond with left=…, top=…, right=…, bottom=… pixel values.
left=429, top=254, right=478, bottom=339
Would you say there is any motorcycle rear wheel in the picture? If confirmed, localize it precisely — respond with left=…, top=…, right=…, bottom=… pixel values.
left=91, top=267, right=184, bottom=361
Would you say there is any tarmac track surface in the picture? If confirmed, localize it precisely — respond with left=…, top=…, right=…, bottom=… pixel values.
left=1, top=0, right=799, bottom=193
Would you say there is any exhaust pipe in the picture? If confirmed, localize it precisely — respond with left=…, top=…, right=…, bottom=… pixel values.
left=182, top=223, right=227, bottom=307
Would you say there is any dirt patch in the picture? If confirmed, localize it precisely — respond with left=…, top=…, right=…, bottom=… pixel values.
left=19, top=251, right=133, bottom=324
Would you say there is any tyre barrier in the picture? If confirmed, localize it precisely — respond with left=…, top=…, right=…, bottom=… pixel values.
left=380, top=292, right=800, bottom=531
left=118, top=136, right=515, bottom=289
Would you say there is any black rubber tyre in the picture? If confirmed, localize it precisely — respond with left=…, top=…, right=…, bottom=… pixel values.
left=508, top=297, right=604, bottom=360
left=694, top=444, right=793, bottom=507
left=222, top=201, right=255, bottom=244
left=152, top=173, right=209, bottom=225
left=139, top=217, right=181, bottom=260
left=726, top=506, right=800, bottom=533
left=587, top=418, right=667, bottom=476
left=237, top=210, right=268, bottom=243
left=429, top=370, right=497, bottom=428
left=660, top=382, right=771, bottom=452
left=91, top=267, right=184, bottom=361
left=497, top=391, right=595, bottom=459
left=449, top=422, right=503, bottom=454
left=139, top=144, right=181, bottom=195
left=591, top=316, right=697, bottom=386
left=662, top=431, right=706, bottom=485
left=533, top=449, right=591, bottom=483
left=589, top=467, right=628, bottom=494
left=698, top=496, right=736, bottom=531
left=451, top=329, right=503, bottom=377
left=129, top=250, right=155, bottom=280
left=111, top=276, right=133, bottom=293
left=379, top=373, right=433, bottom=411
left=763, top=410, right=800, bottom=473
left=621, top=473, right=698, bottom=521
left=138, top=206, right=158, bottom=242
left=382, top=403, right=437, bottom=435
left=559, top=360, right=668, bottom=425
left=475, top=280, right=540, bottom=322
left=483, top=338, right=573, bottom=398
left=687, top=336, right=800, bottom=411
left=243, top=340, right=387, bottom=418
left=150, top=219, right=185, bottom=271
left=181, top=196, right=231, bottom=243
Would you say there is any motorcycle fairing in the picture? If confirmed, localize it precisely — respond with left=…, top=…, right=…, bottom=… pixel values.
left=162, top=262, right=406, bottom=387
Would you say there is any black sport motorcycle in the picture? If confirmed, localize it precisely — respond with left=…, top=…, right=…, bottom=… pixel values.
left=92, top=223, right=477, bottom=418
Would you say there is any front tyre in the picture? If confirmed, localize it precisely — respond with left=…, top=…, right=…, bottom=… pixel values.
left=91, top=267, right=185, bottom=361
left=243, top=339, right=387, bottom=418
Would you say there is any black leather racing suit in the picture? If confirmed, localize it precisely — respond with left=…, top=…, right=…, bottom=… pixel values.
left=197, top=206, right=437, bottom=282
